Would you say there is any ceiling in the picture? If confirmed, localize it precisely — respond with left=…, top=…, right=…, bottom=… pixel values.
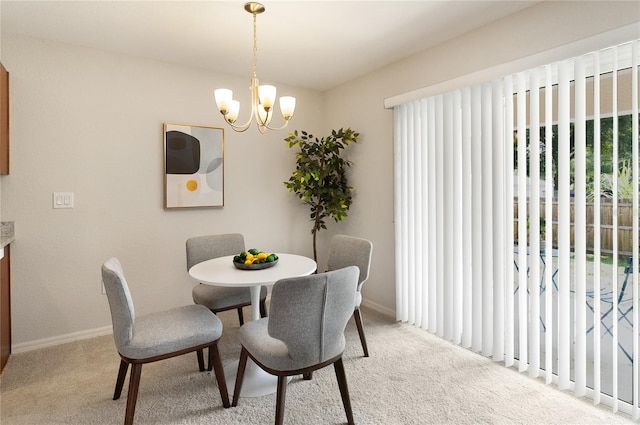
left=1, top=1, right=539, bottom=91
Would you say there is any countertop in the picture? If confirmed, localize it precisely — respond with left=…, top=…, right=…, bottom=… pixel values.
left=1, top=221, right=14, bottom=248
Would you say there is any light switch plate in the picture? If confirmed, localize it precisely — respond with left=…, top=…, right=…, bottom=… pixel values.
left=53, top=192, right=74, bottom=209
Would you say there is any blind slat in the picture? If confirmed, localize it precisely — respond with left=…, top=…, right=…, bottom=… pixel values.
left=574, top=55, right=587, bottom=396
left=481, top=83, right=494, bottom=356
left=444, top=93, right=454, bottom=341
left=471, top=86, right=483, bottom=352
left=592, top=52, right=602, bottom=403
left=557, top=59, right=572, bottom=390
left=516, top=72, right=528, bottom=371
left=462, top=88, right=473, bottom=349
left=492, top=79, right=505, bottom=361
left=453, top=91, right=464, bottom=345
left=504, top=76, right=515, bottom=367
left=543, top=64, right=554, bottom=385
left=631, top=41, right=639, bottom=420
left=611, top=48, right=619, bottom=410
left=529, top=68, right=541, bottom=378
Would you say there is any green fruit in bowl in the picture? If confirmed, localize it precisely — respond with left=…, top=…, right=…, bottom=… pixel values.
left=233, top=250, right=277, bottom=265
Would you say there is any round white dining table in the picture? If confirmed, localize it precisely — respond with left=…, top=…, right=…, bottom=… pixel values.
left=188, top=253, right=317, bottom=397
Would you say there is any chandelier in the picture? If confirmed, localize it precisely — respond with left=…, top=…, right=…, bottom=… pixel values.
left=214, top=2, right=296, bottom=133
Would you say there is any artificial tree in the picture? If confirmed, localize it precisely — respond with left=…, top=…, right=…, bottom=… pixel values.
left=284, top=128, right=360, bottom=262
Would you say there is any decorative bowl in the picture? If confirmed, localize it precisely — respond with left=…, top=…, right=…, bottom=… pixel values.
left=233, top=259, right=278, bottom=270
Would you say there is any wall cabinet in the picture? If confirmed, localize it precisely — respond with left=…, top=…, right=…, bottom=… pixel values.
left=0, top=62, right=8, bottom=175
left=1, top=245, right=11, bottom=372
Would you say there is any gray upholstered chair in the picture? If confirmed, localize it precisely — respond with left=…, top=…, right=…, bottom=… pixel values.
left=101, top=258, right=230, bottom=425
left=232, top=266, right=359, bottom=425
left=327, top=234, right=373, bottom=357
left=188, top=234, right=267, bottom=325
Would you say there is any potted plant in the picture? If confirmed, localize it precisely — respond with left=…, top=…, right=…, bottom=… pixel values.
left=284, top=128, right=360, bottom=261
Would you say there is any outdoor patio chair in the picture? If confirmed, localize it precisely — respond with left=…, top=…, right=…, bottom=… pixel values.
left=586, top=256, right=637, bottom=362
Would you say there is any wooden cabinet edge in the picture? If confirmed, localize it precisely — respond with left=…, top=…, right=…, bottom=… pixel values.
left=0, top=62, right=8, bottom=175
left=0, top=244, right=11, bottom=372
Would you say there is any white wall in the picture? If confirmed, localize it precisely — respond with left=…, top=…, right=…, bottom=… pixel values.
left=2, top=0, right=639, bottom=349
left=323, top=1, right=640, bottom=317
left=1, top=34, right=324, bottom=348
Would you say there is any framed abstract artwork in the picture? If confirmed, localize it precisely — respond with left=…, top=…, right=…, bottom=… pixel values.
left=163, top=123, right=224, bottom=209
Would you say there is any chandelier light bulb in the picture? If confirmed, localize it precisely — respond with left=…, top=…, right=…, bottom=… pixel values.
left=280, top=96, right=296, bottom=120
left=258, top=103, right=272, bottom=125
left=214, top=89, right=233, bottom=115
left=226, top=100, right=240, bottom=123
left=258, top=85, right=276, bottom=111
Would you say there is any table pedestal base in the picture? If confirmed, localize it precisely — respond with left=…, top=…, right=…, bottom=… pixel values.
left=224, top=358, right=291, bottom=398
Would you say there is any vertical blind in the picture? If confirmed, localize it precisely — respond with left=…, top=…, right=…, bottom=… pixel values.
left=394, top=40, right=639, bottom=418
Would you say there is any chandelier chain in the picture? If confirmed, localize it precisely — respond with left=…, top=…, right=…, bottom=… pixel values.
left=252, top=12, right=258, bottom=79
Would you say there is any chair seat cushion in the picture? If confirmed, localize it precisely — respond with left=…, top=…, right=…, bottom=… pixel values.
left=239, top=318, right=345, bottom=372
left=119, top=304, right=222, bottom=360
left=192, top=284, right=267, bottom=311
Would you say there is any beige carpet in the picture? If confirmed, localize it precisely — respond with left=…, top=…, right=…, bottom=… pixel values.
left=0, top=307, right=634, bottom=425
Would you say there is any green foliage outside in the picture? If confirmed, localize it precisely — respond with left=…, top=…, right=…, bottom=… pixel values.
left=284, top=128, right=360, bottom=261
left=586, top=253, right=630, bottom=267
left=515, top=114, right=637, bottom=200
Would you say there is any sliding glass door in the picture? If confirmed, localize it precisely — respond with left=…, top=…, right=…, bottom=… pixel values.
left=394, top=40, right=639, bottom=418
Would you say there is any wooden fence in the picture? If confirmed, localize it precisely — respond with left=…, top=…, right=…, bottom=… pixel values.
left=514, top=201, right=638, bottom=256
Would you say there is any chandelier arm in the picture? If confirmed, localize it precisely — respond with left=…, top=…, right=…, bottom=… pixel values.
left=224, top=112, right=252, bottom=132
left=227, top=123, right=252, bottom=133
left=221, top=78, right=260, bottom=132
left=259, top=120, right=292, bottom=132
left=228, top=112, right=292, bottom=133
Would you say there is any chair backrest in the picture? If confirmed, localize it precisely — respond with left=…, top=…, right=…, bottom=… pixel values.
left=101, top=257, right=135, bottom=352
left=186, top=233, right=245, bottom=270
left=268, top=266, right=359, bottom=367
left=327, top=235, right=373, bottom=290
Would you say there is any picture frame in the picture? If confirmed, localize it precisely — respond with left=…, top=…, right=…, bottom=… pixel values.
left=163, top=123, right=224, bottom=209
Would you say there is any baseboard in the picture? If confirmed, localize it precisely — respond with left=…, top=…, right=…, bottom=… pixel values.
left=361, top=298, right=395, bottom=318
left=11, top=300, right=393, bottom=354
left=12, top=325, right=113, bottom=354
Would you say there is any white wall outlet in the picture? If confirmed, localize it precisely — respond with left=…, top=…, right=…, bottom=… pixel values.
left=53, top=192, right=74, bottom=209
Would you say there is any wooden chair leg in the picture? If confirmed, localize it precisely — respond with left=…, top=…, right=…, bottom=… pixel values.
left=207, top=347, right=213, bottom=372
left=353, top=308, right=369, bottom=357
left=275, top=375, right=288, bottom=425
left=197, top=349, right=205, bottom=372
left=303, top=371, right=313, bottom=380
left=113, top=360, right=129, bottom=400
left=260, top=299, right=268, bottom=318
left=232, top=347, right=249, bottom=406
left=124, top=363, right=143, bottom=425
left=237, top=308, right=245, bottom=326
left=334, top=358, right=354, bottom=425
left=209, top=342, right=230, bottom=408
